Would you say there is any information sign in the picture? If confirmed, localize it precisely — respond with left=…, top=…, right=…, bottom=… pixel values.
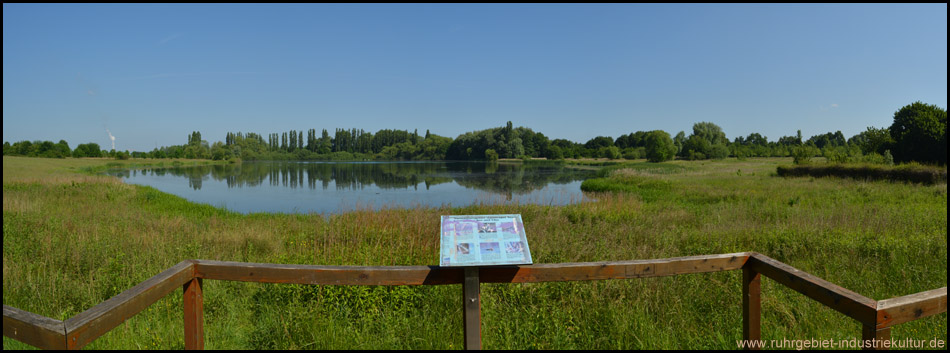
left=439, top=214, right=533, bottom=267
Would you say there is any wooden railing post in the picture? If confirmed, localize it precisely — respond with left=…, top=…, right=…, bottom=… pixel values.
left=463, top=267, right=481, bottom=350
left=742, top=267, right=761, bottom=349
left=861, top=324, right=891, bottom=350
left=183, top=278, right=204, bottom=350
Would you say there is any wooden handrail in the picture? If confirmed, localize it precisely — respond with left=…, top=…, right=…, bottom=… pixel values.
left=744, top=253, right=879, bottom=326
left=64, top=260, right=196, bottom=350
left=2, top=305, right=66, bottom=350
left=3, top=252, right=945, bottom=350
left=192, top=252, right=750, bottom=285
left=876, top=287, right=948, bottom=329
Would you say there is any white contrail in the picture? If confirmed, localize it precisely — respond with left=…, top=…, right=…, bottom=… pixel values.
left=106, top=129, right=116, bottom=150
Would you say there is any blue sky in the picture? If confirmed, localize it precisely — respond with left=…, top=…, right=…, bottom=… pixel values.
left=3, top=3, right=947, bottom=152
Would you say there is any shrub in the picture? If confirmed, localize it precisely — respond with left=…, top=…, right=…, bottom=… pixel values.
left=776, top=163, right=947, bottom=184
left=484, top=149, right=499, bottom=161
left=792, top=146, right=812, bottom=165
left=600, top=146, right=622, bottom=160
left=544, top=145, right=563, bottom=160
left=889, top=101, right=947, bottom=164
left=622, top=147, right=646, bottom=160
left=644, top=130, right=676, bottom=163
left=708, top=144, right=729, bottom=159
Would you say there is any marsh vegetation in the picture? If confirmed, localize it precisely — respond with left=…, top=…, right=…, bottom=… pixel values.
left=2, top=156, right=945, bottom=349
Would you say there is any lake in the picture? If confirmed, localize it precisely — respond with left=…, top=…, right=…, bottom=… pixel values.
left=106, top=161, right=597, bottom=214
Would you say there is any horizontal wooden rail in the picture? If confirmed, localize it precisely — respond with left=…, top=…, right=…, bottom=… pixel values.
left=2, top=305, right=66, bottom=350
left=876, top=287, right=948, bottom=329
left=2, top=252, right=946, bottom=350
left=63, top=260, right=196, bottom=350
left=193, top=252, right=751, bottom=285
left=745, top=253, right=880, bottom=326
left=195, top=261, right=463, bottom=285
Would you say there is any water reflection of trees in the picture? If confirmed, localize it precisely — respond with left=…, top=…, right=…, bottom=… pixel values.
left=117, top=161, right=594, bottom=196
left=445, top=162, right=594, bottom=197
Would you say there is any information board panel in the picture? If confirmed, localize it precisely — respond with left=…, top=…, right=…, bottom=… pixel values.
left=439, top=214, right=533, bottom=267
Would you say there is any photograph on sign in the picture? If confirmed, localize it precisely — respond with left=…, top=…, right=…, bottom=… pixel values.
left=439, top=214, right=533, bottom=267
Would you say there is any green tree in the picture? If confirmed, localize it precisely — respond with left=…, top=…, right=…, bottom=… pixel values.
left=644, top=130, right=676, bottom=162
left=682, top=135, right=710, bottom=160
left=415, top=134, right=452, bottom=160
left=889, top=101, right=947, bottom=164
left=509, top=137, right=525, bottom=158
left=708, top=143, right=730, bottom=159
left=673, top=131, right=686, bottom=156
left=680, top=122, right=729, bottom=160
left=211, top=141, right=233, bottom=160
left=51, top=140, right=71, bottom=158
left=584, top=136, right=614, bottom=150
left=484, top=148, right=499, bottom=161
left=691, top=122, right=728, bottom=146
left=849, top=126, right=894, bottom=156
left=10, top=141, right=31, bottom=155
left=601, top=146, right=622, bottom=159
left=545, top=145, right=563, bottom=160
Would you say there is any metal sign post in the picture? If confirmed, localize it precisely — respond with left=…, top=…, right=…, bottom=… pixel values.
left=462, top=267, right=481, bottom=350
left=439, top=214, right=533, bottom=350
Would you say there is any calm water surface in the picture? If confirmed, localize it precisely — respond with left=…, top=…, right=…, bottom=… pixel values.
left=107, top=161, right=597, bottom=214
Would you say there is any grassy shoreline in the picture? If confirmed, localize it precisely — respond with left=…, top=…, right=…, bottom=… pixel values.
left=3, top=156, right=946, bottom=349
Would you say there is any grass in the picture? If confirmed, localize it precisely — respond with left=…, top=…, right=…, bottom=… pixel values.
left=2, top=155, right=946, bottom=349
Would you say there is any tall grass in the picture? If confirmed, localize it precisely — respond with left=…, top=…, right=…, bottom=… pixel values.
left=2, top=156, right=946, bottom=349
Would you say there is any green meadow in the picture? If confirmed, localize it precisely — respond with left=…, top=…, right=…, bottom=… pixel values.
left=2, top=155, right=946, bottom=349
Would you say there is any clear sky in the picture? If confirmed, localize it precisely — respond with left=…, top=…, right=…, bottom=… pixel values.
left=3, top=3, right=947, bottom=152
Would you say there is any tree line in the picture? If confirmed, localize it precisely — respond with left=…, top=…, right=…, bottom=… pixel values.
left=4, top=101, right=946, bottom=165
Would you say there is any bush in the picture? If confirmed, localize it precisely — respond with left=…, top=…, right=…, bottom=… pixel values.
left=687, top=150, right=706, bottom=161
left=792, top=146, right=812, bottom=165
left=544, top=145, right=563, bottom=160
left=622, top=147, right=644, bottom=160
left=708, top=144, right=729, bottom=159
left=889, top=101, right=947, bottom=164
left=600, top=146, right=622, bottom=160
left=484, top=149, right=499, bottom=161
left=644, top=130, right=676, bottom=163
left=776, top=163, right=947, bottom=184
left=862, top=152, right=885, bottom=165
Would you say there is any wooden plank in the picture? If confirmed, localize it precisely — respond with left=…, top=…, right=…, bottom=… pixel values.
left=742, top=267, right=761, bottom=348
left=480, top=253, right=750, bottom=283
left=876, top=287, right=947, bottom=329
left=64, top=260, right=196, bottom=349
left=745, top=253, right=878, bottom=326
left=861, top=324, right=891, bottom=350
left=195, top=260, right=464, bottom=285
left=183, top=278, right=204, bottom=350
left=2, top=305, right=67, bottom=350
left=463, top=267, right=481, bottom=350
left=195, top=254, right=748, bottom=286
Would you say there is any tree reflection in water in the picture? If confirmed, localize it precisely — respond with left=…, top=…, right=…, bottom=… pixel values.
left=113, top=161, right=594, bottom=195
left=106, top=161, right=596, bottom=213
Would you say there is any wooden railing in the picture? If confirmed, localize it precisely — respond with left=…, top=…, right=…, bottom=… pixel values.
left=3, top=252, right=946, bottom=350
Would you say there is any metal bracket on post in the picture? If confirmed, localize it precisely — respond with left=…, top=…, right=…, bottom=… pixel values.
left=463, top=267, right=481, bottom=350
